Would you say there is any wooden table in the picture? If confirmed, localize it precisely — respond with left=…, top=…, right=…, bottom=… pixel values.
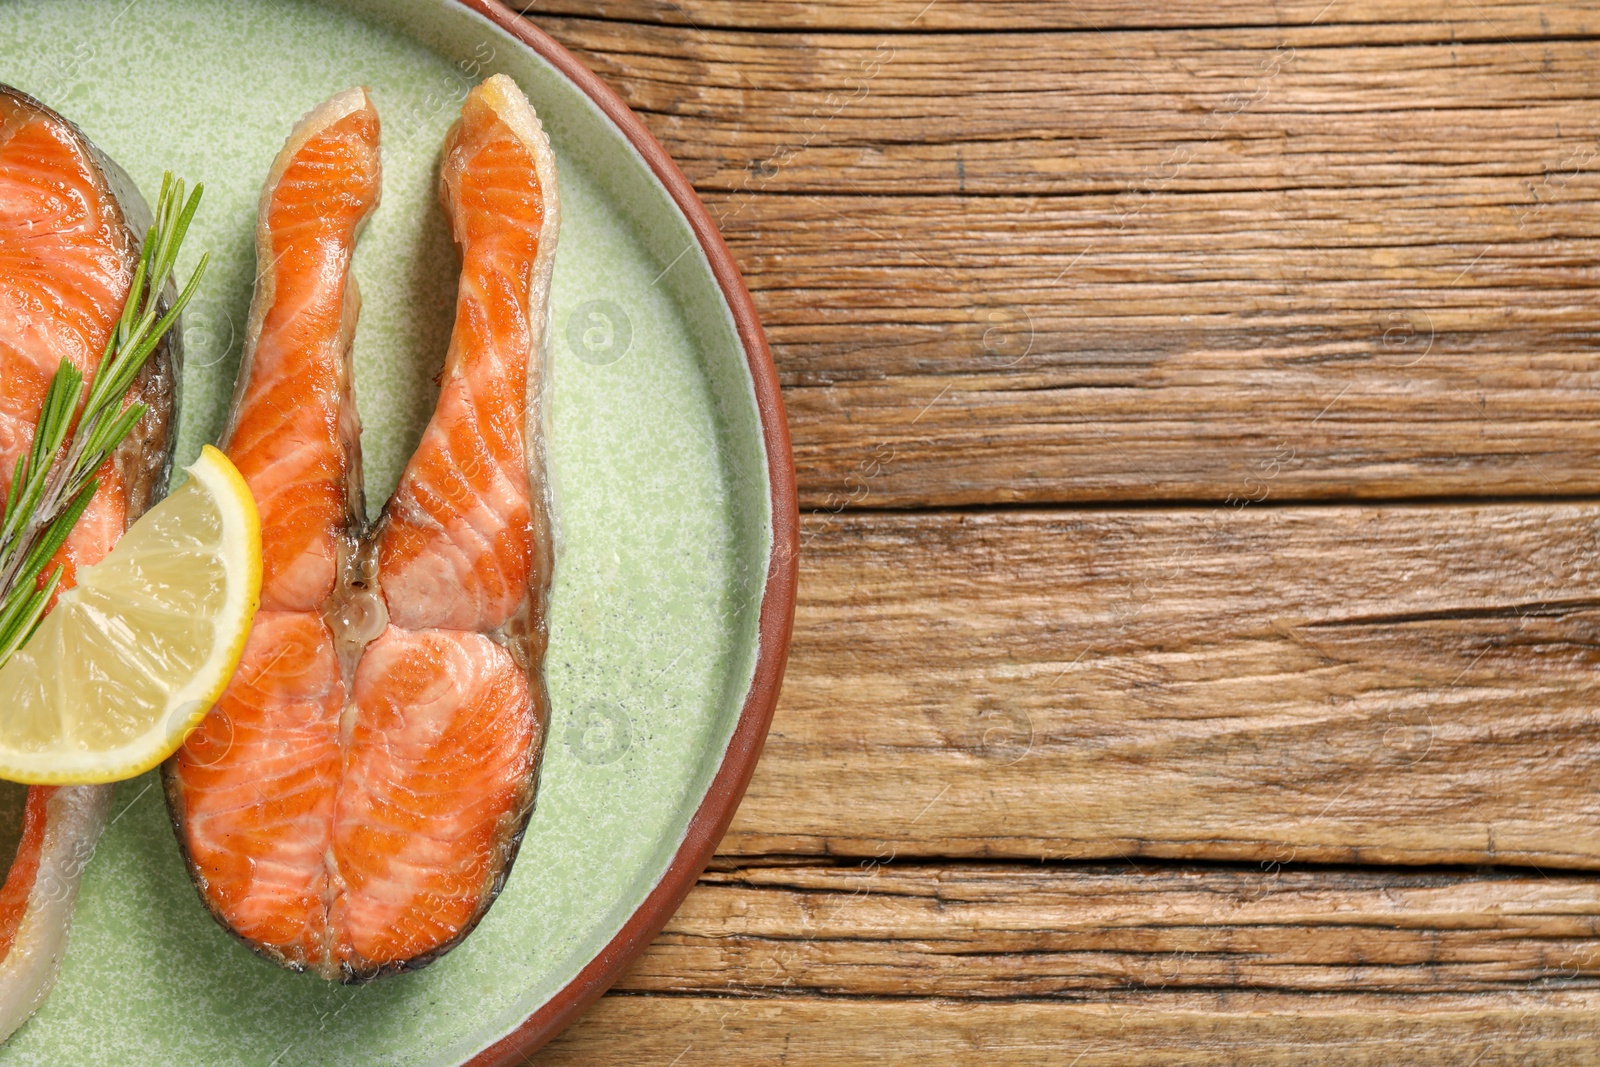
left=523, top=2, right=1600, bottom=1061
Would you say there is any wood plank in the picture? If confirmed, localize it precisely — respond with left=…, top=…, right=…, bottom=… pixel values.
left=725, top=191, right=1600, bottom=507
left=524, top=0, right=1597, bottom=35
left=541, top=19, right=1600, bottom=195
left=722, top=508, right=1600, bottom=867
left=619, top=862, right=1600, bottom=996
left=534, top=18, right=1600, bottom=506
left=535, top=991, right=1600, bottom=1065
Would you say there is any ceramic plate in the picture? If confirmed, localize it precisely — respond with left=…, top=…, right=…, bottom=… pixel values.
left=0, top=0, right=795, bottom=1061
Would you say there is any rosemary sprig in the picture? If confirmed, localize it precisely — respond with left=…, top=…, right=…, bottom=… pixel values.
left=0, top=173, right=208, bottom=668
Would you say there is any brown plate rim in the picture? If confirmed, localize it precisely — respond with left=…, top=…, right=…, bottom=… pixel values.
left=444, top=1, right=798, bottom=1062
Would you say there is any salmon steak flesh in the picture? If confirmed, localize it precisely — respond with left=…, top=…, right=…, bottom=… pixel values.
left=163, top=76, right=559, bottom=981
left=0, top=84, right=181, bottom=1030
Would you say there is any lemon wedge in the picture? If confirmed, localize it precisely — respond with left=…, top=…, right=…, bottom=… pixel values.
left=0, top=445, right=261, bottom=784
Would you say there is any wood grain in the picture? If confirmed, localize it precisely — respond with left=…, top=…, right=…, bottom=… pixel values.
left=523, top=0, right=1598, bottom=34
left=723, top=508, right=1600, bottom=867
left=535, top=991, right=1600, bottom=1066
left=532, top=15, right=1600, bottom=507
left=720, top=191, right=1600, bottom=508
left=619, top=862, right=1600, bottom=996
left=542, top=18, right=1600, bottom=196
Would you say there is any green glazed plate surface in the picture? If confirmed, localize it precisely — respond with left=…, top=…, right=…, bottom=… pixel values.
left=0, top=0, right=772, bottom=1062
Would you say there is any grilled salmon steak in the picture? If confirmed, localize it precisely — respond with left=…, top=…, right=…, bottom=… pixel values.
left=164, top=76, right=559, bottom=981
left=0, top=85, right=181, bottom=1034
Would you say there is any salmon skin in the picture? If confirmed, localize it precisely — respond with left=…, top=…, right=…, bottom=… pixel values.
left=165, top=76, right=560, bottom=982
left=0, top=85, right=180, bottom=1037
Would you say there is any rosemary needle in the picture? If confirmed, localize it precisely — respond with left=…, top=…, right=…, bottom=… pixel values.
left=0, top=173, right=208, bottom=668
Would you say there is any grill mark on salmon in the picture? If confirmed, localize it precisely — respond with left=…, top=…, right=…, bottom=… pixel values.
left=166, top=76, right=558, bottom=981
left=0, top=84, right=180, bottom=1039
